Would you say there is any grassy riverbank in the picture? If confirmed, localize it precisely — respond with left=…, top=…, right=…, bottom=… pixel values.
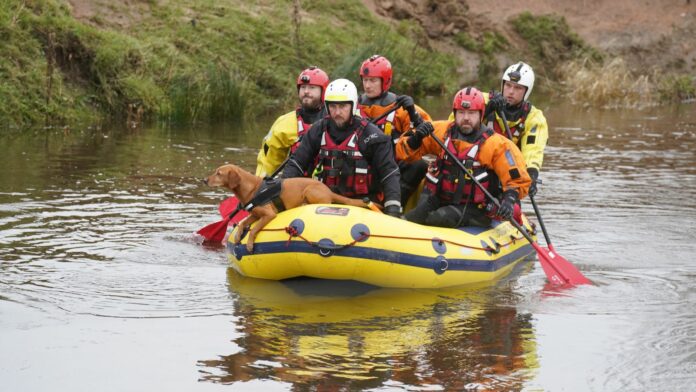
left=1, top=1, right=693, bottom=132
left=1, top=0, right=459, bottom=131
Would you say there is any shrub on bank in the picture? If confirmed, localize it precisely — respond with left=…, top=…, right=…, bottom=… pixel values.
left=0, top=0, right=458, bottom=132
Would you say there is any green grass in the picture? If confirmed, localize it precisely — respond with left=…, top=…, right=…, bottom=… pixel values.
left=511, top=12, right=602, bottom=81
left=2, top=2, right=691, bottom=132
left=0, top=0, right=459, bottom=132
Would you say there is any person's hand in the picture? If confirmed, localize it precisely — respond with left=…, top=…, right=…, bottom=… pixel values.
left=415, top=121, right=433, bottom=138
left=487, top=92, right=506, bottom=113
left=527, top=168, right=539, bottom=197
left=496, top=190, right=519, bottom=220
left=395, top=95, right=415, bottom=110
left=407, top=121, right=433, bottom=149
left=384, top=203, right=401, bottom=218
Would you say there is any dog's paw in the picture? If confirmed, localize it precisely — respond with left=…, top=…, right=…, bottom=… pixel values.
left=245, top=243, right=254, bottom=253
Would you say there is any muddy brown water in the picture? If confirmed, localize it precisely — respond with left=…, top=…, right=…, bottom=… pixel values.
left=1, top=100, right=695, bottom=391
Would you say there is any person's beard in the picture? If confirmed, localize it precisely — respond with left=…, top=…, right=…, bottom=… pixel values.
left=332, top=115, right=349, bottom=129
left=300, top=94, right=321, bottom=111
left=458, top=120, right=476, bottom=134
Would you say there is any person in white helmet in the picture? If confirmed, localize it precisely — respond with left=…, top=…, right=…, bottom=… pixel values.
left=282, top=79, right=402, bottom=217
left=483, top=62, right=548, bottom=197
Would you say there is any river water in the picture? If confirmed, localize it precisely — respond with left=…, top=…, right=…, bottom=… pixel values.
left=1, top=100, right=695, bottom=391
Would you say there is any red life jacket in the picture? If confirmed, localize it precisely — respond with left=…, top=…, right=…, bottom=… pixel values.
left=289, top=109, right=314, bottom=154
left=425, top=125, right=496, bottom=205
left=489, top=102, right=530, bottom=145
left=317, top=119, right=372, bottom=197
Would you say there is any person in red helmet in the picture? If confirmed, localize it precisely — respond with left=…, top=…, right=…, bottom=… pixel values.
left=395, top=87, right=531, bottom=228
left=358, top=55, right=432, bottom=206
left=255, top=66, right=330, bottom=177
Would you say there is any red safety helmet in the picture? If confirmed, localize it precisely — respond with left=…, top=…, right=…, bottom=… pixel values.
left=359, top=55, right=393, bottom=93
left=297, top=66, right=330, bottom=100
left=452, top=87, right=485, bottom=118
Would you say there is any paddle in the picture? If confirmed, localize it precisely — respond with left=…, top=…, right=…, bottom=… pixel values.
left=198, top=103, right=401, bottom=243
left=497, top=109, right=590, bottom=285
left=428, top=129, right=591, bottom=286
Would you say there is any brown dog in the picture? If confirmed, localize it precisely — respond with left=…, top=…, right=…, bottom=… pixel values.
left=204, top=164, right=372, bottom=252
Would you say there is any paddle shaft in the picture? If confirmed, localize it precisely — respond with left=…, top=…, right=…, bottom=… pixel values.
left=428, top=132, right=537, bottom=245
left=498, top=110, right=554, bottom=248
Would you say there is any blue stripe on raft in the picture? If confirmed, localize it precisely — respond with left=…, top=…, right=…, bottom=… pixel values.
left=227, top=240, right=534, bottom=273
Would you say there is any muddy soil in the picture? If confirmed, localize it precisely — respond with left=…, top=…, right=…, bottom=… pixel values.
left=363, top=0, right=696, bottom=79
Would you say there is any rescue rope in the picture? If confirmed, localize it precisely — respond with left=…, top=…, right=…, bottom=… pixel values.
left=259, top=226, right=531, bottom=254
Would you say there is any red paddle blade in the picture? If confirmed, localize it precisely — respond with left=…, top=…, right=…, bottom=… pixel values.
left=217, top=196, right=249, bottom=225
left=532, top=242, right=592, bottom=286
left=197, top=217, right=231, bottom=243
left=218, top=196, right=239, bottom=217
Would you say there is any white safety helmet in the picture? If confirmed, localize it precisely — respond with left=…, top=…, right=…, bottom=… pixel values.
left=324, top=78, right=359, bottom=115
left=501, top=62, right=535, bottom=101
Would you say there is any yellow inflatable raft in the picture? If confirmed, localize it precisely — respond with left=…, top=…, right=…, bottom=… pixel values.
left=227, top=204, right=536, bottom=288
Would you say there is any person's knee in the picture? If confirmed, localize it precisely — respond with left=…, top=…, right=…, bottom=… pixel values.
left=424, top=205, right=463, bottom=228
left=400, top=160, right=428, bottom=187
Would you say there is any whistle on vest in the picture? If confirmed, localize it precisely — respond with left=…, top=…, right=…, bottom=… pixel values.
left=312, top=164, right=323, bottom=180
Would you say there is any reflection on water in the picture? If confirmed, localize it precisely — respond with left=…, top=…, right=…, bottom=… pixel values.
left=198, top=269, right=537, bottom=390
left=1, top=101, right=695, bottom=390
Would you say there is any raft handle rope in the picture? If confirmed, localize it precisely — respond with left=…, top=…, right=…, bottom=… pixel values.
left=258, top=226, right=527, bottom=254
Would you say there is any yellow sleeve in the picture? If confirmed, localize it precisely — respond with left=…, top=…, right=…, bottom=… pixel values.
left=519, top=106, right=548, bottom=171
left=255, top=111, right=298, bottom=177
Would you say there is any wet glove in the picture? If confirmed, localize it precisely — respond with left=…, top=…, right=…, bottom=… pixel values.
left=496, top=190, right=519, bottom=220
left=384, top=203, right=402, bottom=218
left=527, top=168, right=539, bottom=197
left=396, top=95, right=420, bottom=125
left=407, top=121, right=434, bottom=150
left=395, top=95, right=415, bottom=111
left=484, top=91, right=506, bottom=118
left=488, top=92, right=506, bottom=112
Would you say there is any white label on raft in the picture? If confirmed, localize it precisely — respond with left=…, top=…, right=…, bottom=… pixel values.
left=315, top=206, right=350, bottom=216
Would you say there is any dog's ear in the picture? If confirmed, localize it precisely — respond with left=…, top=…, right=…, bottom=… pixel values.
left=226, top=166, right=241, bottom=189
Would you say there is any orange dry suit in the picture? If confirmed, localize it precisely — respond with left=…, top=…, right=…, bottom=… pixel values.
left=396, top=120, right=530, bottom=205
left=358, top=92, right=431, bottom=147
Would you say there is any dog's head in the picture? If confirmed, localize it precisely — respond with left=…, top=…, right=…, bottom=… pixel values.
left=203, top=164, right=241, bottom=190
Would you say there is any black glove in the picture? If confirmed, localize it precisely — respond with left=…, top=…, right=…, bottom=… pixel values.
left=407, top=121, right=434, bottom=149
left=395, top=94, right=415, bottom=110
left=496, top=190, right=519, bottom=220
left=527, top=168, right=539, bottom=197
left=487, top=92, right=506, bottom=113
left=396, top=94, right=419, bottom=122
left=384, top=203, right=401, bottom=218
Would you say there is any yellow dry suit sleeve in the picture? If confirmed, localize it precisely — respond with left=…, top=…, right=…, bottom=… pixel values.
left=255, top=111, right=298, bottom=177
left=517, top=106, right=548, bottom=172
